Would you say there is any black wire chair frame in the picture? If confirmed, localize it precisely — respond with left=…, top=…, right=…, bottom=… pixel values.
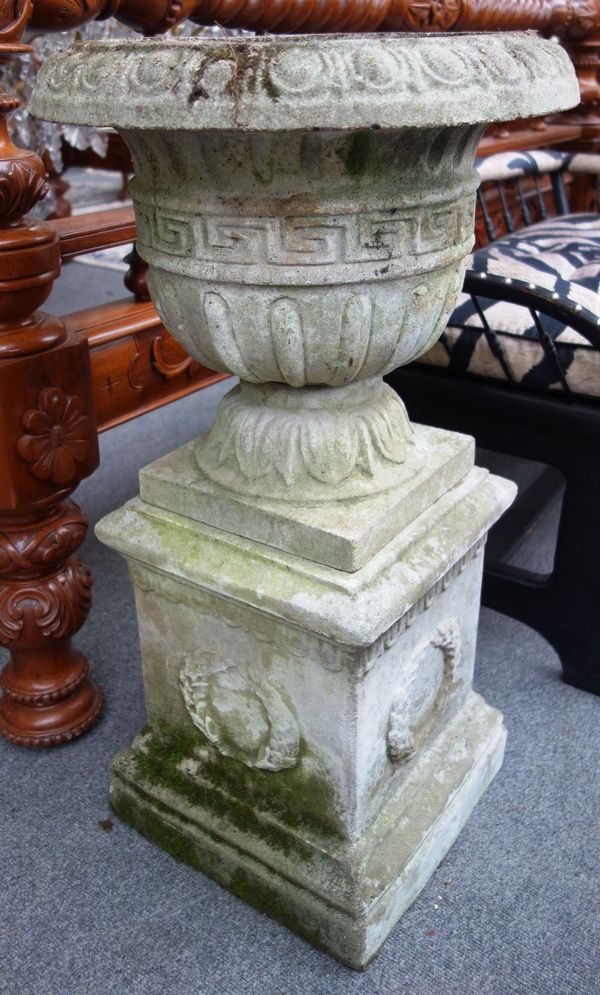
left=386, top=269, right=600, bottom=695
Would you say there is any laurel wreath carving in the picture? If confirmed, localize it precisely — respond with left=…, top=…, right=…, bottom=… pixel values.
left=180, top=652, right=299, bottom=771
left=387, top=619, right=461, bottom=764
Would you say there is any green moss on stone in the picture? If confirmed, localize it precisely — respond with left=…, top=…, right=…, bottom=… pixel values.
left=111, top=781, right=340, bottom=960
left=129, top=722, right=342, bottom=853
left=112, top=786, right=192, bottom=864
left=228, top=869, right=324, bottom=949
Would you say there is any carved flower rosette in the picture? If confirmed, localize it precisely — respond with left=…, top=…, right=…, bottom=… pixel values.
left=16, top=387, right=90, bottom=486
left=32, top=33, right=578, bottom=503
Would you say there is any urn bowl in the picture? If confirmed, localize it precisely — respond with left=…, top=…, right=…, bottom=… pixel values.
left=31, top=33, right=579, bottom=389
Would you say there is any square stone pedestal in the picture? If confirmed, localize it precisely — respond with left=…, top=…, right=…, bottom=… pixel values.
left=96, top=426, right=515, bottom=969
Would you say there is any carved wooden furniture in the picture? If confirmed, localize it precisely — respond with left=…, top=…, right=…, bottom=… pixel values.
left=0, top=11, right=104, bottom=745
left=0, top=197, right=226, bottom=749
left=388, top=151, right=600, bottom=695
left=26, top=0, right=600, bottom=37
left=0, top=3, right=227, bottom=746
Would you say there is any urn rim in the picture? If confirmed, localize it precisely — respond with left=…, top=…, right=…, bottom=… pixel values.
left=31, top=31, right=579, bottom=133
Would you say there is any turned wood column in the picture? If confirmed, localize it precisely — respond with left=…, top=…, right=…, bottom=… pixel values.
left=0, top=25, right=103, bottom=746
left=124, top=244, right=150, bottom=301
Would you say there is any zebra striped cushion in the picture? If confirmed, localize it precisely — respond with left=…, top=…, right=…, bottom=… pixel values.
left=475, top=149, right=600, bottom=183
left=419, top=213, right=600, bottom=398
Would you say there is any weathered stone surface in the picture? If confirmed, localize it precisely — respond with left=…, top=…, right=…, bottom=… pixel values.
left=96, top=462, right=513, bottom=967
left=35, top=30, right=577, bottom=968
left=31, top=33, right=578, bottom=508
left=97, top=468, right=515, bottom=652
left=32, top=33, right=578, bottom=132
left=111, top=692, right=505, bottom=970
left=140, top=422, right=475, bottom=570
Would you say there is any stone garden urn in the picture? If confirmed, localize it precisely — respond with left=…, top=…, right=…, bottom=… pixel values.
left=33, top=32, right=576, bottom=968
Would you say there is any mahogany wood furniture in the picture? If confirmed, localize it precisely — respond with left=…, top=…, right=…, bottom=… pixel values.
left=3, top=0, right=600, bottom=747
left=0, top=4, right=225, bottom=747
left=23, top=0, right=600, bottom=38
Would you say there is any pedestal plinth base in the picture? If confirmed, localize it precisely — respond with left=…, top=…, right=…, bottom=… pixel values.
left=140, top=422, right=474, bottom=571
left=111, top=692, right=504, bottom=970
left=96, top=428, right=515, bottom=968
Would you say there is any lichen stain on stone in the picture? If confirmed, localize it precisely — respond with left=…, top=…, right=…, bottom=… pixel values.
left=261, top=65, right=281, bottom=104
left=187, top=45, right=281, bottom=111
left=187, top=49, right=231, bottom=105
left=343, top=130, right=377, bottom=178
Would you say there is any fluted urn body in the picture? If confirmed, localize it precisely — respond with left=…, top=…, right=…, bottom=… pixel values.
left=32, top=33, right=578, bottom=504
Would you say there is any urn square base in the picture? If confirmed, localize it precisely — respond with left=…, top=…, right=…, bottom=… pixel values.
left=139, top=423, right=475, bottom=571
left=96, top=447, right=515, bottom=968
left=110, top=692, right=505, bottom=970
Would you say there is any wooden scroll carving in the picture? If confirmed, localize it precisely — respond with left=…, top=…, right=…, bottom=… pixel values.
left=24, top=0, right=600, bottom=39
left=0, top=6, right=103, bottom=747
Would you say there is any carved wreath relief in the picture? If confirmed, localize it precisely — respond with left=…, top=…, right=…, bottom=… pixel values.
left=179, top=652, right=299, bottom=771
left=387, top=619, right=461, bottom=763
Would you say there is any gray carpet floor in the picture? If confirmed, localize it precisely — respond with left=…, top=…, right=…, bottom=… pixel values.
left=2, top=265, right=600, bottom=995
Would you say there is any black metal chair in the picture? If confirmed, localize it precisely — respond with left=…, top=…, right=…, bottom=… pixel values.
left=387, top=151, right=600, bottom=695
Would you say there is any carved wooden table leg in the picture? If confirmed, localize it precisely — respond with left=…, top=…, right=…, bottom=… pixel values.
left=0, top=57, right=103, bottom=746
left=0, top=501, right=102, bottom=746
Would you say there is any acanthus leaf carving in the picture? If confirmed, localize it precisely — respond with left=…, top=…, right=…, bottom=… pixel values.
left=196, top=378, right=414, bottom=501
left=0, top=501, right=87, bottom=579
left=0, top=159, right=48, bottom=224
left=0, top=558, right=93, bottom=645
